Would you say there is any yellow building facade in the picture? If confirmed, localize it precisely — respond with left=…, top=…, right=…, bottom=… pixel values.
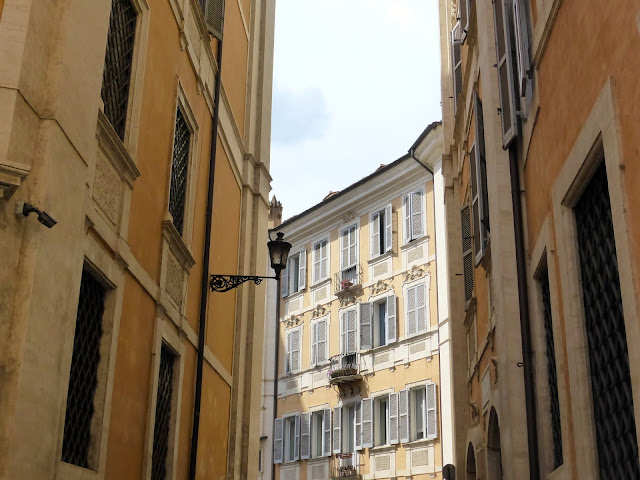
left=440, top=0, right=640, bottom=478
left=0, top=0, right=275, bottom=478
left=270, top=124, right=452, bottom=480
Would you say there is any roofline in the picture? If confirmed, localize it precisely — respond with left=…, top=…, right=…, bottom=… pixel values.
left=409, top=120, right=442, bottom=152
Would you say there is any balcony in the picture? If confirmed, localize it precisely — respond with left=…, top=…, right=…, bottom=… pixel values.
left=331, top=453, right=361, bottom=480
left=334, top=265, right=363, bottom=296
left=329, top=352, right=362, bottom=397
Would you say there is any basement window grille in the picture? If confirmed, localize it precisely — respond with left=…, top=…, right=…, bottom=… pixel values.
left=101, top=0, right=137, bottom=141
left=539, top=269, right=563, bottom=469
left=169, top=108, right=191, bottom=235
left=574, top=161, right=639, bottom=479
left=151, top=345, right=176, bottom=480
left=61, top=269, right=106, bottom=468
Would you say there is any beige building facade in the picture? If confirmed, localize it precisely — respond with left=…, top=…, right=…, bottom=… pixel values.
left=269, top=123, right=453, bottom=480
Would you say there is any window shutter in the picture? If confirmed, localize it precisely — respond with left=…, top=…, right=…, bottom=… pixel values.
left=493, top=0, right=519, bottom=147
left=384, top=204, right=393, bottom=252
left=273, top=418, right=284, bottom=464
left=341, top=230, right=348, bottom=270
left=323, top=408, right=332, bottom=457
left=403, top=195, right=410, bottom=243
left=286, top=331, right=292, bottom=375
left=386, top=294, right=397, bottom=344
left=281, top=260, right=289, bottom=297
left=411, top=191, right=424, bottom=239
left=399, top=389, right=410, bottom=443
left=473, top=91, right=490, bottom=266
left=313, top=243, right=321, bottom=284
left=406, top=286, right=418, bottom=337
left=298, top=248, right=306, bottom=290
left=416, top=283, right=427, bottom=333
left=347, top=309, right=357, bottom=353
left=340, top=312, right=346, bottom=354
left=349, top=227, right=357, bottom=267
left=362, top=398, right=373, bottom=448
left=333, top=407, right=341, bottom=454
left=459, top=0, right=469, bottom=39
left=300, top=412, right=311, bottom=459
left=294, top=414, right=300, bottom=461
left=461, top=205, right=474, bottom=302
left=360, top=302, right=372, bottom=350
left=320, top=240, right=328, bottom=279
left=204, top=0, right=224, bottom=40
left=513, top=0, right=530, bottom=97
left=371, top=212, right=381, bottom=258
left=451, top=22, right=463, bottom=115
left=355, top=402, right=363, bottom=451
left=389, top=392, right=399, bottom=445
left=426, top=383, right=438, bottom=439
left=291, top=329, right=300, bottom=373
left=317, top=319, right=327, bottom=364
left=310, top=322, right=317, bottom=368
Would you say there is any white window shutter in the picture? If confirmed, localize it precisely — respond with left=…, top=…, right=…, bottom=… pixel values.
left=310, top=322, right=317, bottom=368
left=313, top=243, right=321, bottom=284
left=513, top=0, right=530, bottom=97
left=300, top=412, right=311, bottom=459
left=294, top=414, right=300, bottom=461
left=341, top=230, right=349, bottom=270
left=426, top=383, right=438, bottom=439
left=406, top=286, right=418, bottom=337
left=323, top=408, right=332, bottom=457
left=320, top=241, right=328, bottom=279
left=349, top=226, right=357, bottom=267
left=493, top=0, right=519, bottom=147
left=399, top=389, right=410, bottom=443
left=362, top=398, right=373, bottom=448
left=360, top=302, right=372, bottom=350
left=317, top=319, right=327, bottom=364
left=451, top=22, right=463, bottom=115
left=347, top=309, right=357, bottom=353
left=403, top=195, right=410, bottom=243
left=340, top=312, right=346, bottom=354
left=286, top=331, right=292, bottom=375
left=291, top=329, right=300, bottom=373
left=389, top=392, right=399, bottom=445
left=204, top=0, right=224, bottom=40
left=298, top=248, right=306, bottom=290
left=384, top=204, right=393, bottom=252
left=416, top=283, right=427, bottom=333
left=281, top=260, right=289, bottom=297
left=386, top=294, right=397, bottom=344
left=273, top=418, right=284, bottom=464
left=371, top=213, right=381, bottom=258
left=333, top=407, right=341, bottom=454
left=411, top=191, right=424, bottom=239
left=355, top=401, right=362, bottom=451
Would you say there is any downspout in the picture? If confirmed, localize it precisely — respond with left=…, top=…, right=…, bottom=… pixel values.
left=188, top=16, right=225, bottom=480
left=508, top=145, right=540, bottom=480
left=409, top=148, right=434, bottom=175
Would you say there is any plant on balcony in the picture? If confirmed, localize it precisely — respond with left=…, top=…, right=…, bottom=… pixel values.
left=337, top=465, right=357, bottom=477
left=329, top=366, right=358, bottom=379
left=340, top=279, right=353, bottom=290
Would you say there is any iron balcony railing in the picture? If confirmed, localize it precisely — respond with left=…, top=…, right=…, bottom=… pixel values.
left=329, top=352, right=360, bottom=383
left=331, top=453, right=361, bottom=479
left=334, top=264, right=362, bottom=294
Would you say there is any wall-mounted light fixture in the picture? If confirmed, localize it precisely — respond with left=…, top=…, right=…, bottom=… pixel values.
left=17, top=201, right=57, bottom=228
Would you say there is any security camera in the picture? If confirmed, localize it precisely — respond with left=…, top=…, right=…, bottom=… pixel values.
left=18, top=202, right=57, bottom=228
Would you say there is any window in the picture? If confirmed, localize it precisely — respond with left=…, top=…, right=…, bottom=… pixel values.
left=340, top=225, right=358, bottom=284
left=340, top=308, right=358, bottom=354
left=101, top=0, right=137, bottom=141
left=342, top=404, right=357, bottom=453
left=62, top=269, right=107, bottom=468
left=359, top=295, right=396, bottom=350
left=281, top=249, right=306, bottom=297
left=200, top=0, right=223, bottom=40
left=461, top=204, right=474, bottom=302
left=370, top=205, right=392, bottom=258
left=403, top=189, right=424, bottom=243
left=374, top=395, right=389, bottom=446
left=285, top=327, right=301, bottom=375
left=283, top=415, right=300, bottom=463
left=310, top=317, right=328, bottom=367
left=411, top=387, right=427, bottom=441
left=467, top=314, right=477, bottom=368
left=471, top=92, right=489, bottom=265
left=406, top=282, right=428, bottom=337
left=311, top=410, right=329, bottom=458
left=169, top=107, right=191, bottom=235
left=450, top=21, right=462, bottom=114
left=512, top=0, right=531, bottom=98
left=151, top=344, right=176, bottom=480
left=312, top=239, right=329, bottom=284
left=401, top=384, right=438, bottom=443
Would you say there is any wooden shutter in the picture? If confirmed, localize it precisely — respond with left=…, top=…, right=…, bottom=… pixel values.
left=323, top=409, right=332, bottom=457
left=411, top=191, right=424, bottom=239
left=389, top=392, right=399, bottom=445
left=371, top=212, right=381, bottom=257
left=461, top=205, right=474, bottom=302
left=406, top=285, right=418, bottom=337
left=473, top=91, right=490, bottom=265
left=300, top=412, right=311, bottom=459
left=273, top=418, right=284, bottom=464
left=298, top=248, right=306, bottom=290
left=286, top=331, right=292, bottom=375
left=386, top=294, right=397, bottom=344
left=349, top=226, right=357, bottom=267
left=313, top=242, right=321, bottom=284
left=384, top=204, right=393, bottom=252
left=399, top=389, right=410, bottom=443
left=513, top=0, right=530, bottom=97
left=320, top=240, right=328, bottom=279
left=459, top=0, right=469, bottom=39
left=281, top=259, right=289, bottom=297
left=355, top=402, right=362, bottom=451
left=360, top=302, right=373, bottom=350
left=317, top=318, right=327, bottom=364
left=346, top=308, right=357, bottom=353
left=470, top=142, right=482, bottom=264
left=333, top=407, right=341, bottom=454
left=426, top=383, right=438, bottom=439
left=362, top=398, right=373, bottom=448
left=310, top=322, right=317, bottom=368
left=340, top=312, right=346, bottom=354
left=340, top=229, right=348, bottom=270
left=294, top=414, right=300, bottom=461
left=416, top=283, right=427, bottom=333
left=204, top=0, right=224, bottom=40
left=493, top=0, right=518, bottom=147
left=403, top=195, right=410, bottom=243
left=291, top=328, right=300, bottom=373
left=451, top=22, right=463, bottom=115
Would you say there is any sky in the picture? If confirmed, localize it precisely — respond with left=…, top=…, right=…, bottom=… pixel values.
left=270, top=0, right=443, bottom=220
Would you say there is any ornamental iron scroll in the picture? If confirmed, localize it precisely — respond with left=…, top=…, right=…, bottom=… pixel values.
left=209, top=274, right=275, bottom=292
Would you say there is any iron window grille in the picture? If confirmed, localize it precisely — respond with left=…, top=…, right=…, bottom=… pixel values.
left=61, top=269, right=106, bottom=468
left=101, top=0, right=137, bottom=141
left=574, top=161, right=639, bottom=479
left=169, top=107, right=191, bottom=235
left=151, top=345, right=176, bottom=480
left=539, top=269, right=563, bottom=469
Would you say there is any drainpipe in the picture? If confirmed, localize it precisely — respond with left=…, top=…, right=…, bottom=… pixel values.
left=188, top=17, right=225, bottom=480
left=409, top=148, right=434, bottom=175
left=508, top=145, right=540, bottom=480
left=271, top=260, right=282, bottom=480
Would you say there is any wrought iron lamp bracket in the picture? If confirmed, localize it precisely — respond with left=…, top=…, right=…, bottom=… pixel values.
left=209, top=274, right=276, bottom=292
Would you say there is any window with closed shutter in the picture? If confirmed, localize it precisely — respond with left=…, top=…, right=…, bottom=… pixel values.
left=406, top=283, right=427, bottom=338
left=286, top=327, right=301, bottom=375
left=399, top=389, right=410, bottom=443
left=451, top=22, right=463, bottom=115
left=389, top=392, right=399, bottom=445
left=273, top=418, right=284, bottom=464
left=201, top=0, right=224, bottom=40
left=461, top=204, right=474, bottom=302
left=311, top=317, right=328, bottom=366
left=300, top=412, right=311, bottom=460
left=313, top=239, right=328, bottom=284
left=169, top=107, right=191, bottom=235
left=362, top=398, right=373, bottom=448
left=471, top=92, right=490, bottom=265
left=341, top=308, right=358, bottom=354
left=151, top=345, right=176, bottom=480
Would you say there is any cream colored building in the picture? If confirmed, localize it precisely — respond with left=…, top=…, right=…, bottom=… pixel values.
left=269, top=123, right=452, bottom=480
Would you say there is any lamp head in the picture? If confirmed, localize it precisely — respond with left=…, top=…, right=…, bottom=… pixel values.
left=267, top=232, right=291, bottom=277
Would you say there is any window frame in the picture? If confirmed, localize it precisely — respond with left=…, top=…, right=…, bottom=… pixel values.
left=369, top=204, right=393, bottom=259
left=282, top=248, right=307, bottom=298
left=310, top=316, right=329, bottom=367
left=285, top=325, right=303, bottom=376
left=404, top=278, right=430, bottom=339
left=373, top=394, right=390, bottom=447
left=339, top=306, right=359, bottom=355
left=312, top=237, right=330, bottom=285
left=283, top=414, right=300, bottom=463
left=403, top=187, right=426, bottom=244
left=339, top=222, right=359, bottom=275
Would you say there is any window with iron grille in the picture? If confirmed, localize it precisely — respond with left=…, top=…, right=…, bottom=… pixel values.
left=539, top=267, right=563, bottom=469
left=169, top=107, right=191, bottom=235
left=62, top=269, right=106, bottom=468
left=151, top=344, right=176, bottom=480
left=101, top=0, right=137, bottom=141
left=574, top=161, right=639, bottom=479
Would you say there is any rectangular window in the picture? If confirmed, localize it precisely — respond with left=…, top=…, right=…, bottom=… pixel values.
left=62, top=269, right=107, bottom=468
left=406, top=282, right=427, bottom=337
left=471, top=92, right=490, bottom=265
left=411, top=387, right=427, bottom=441
left=361, top=295, right=397, bottom=350
left=101, top=0, right=138, bottom=140
left=282, top=249, right=306, bottom=297
left=285, top=327, right=301, bottom=375
left=403, top=190, right=424, bottom=243
left=310, top=317, right=328, bottom=367
left=461, top=204, right=474, bottom=302
left=200, top=0, right=224, bottom=40
left=151, top=344, right=176, bottom=480
left=284, top=415, right=299, bottom=463
left=340, top=225, right=358, bottom=284
left=371, top=205, right=392, bottom=258
left=312, top=239, right=329, bottom=284
left=169, top=107, right=191, bottom=235
left=312, top=411, right=325, bottom=458
left=340, top=308, right=358, bottom=354
left=342, top=404, right=357, bottom=454
left=374, top=395, right=389, bottom=446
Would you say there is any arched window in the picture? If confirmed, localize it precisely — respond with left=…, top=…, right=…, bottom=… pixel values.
left=466, top=442, right=477, bottom=480
left=487, top=407, right=503, bottom=480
